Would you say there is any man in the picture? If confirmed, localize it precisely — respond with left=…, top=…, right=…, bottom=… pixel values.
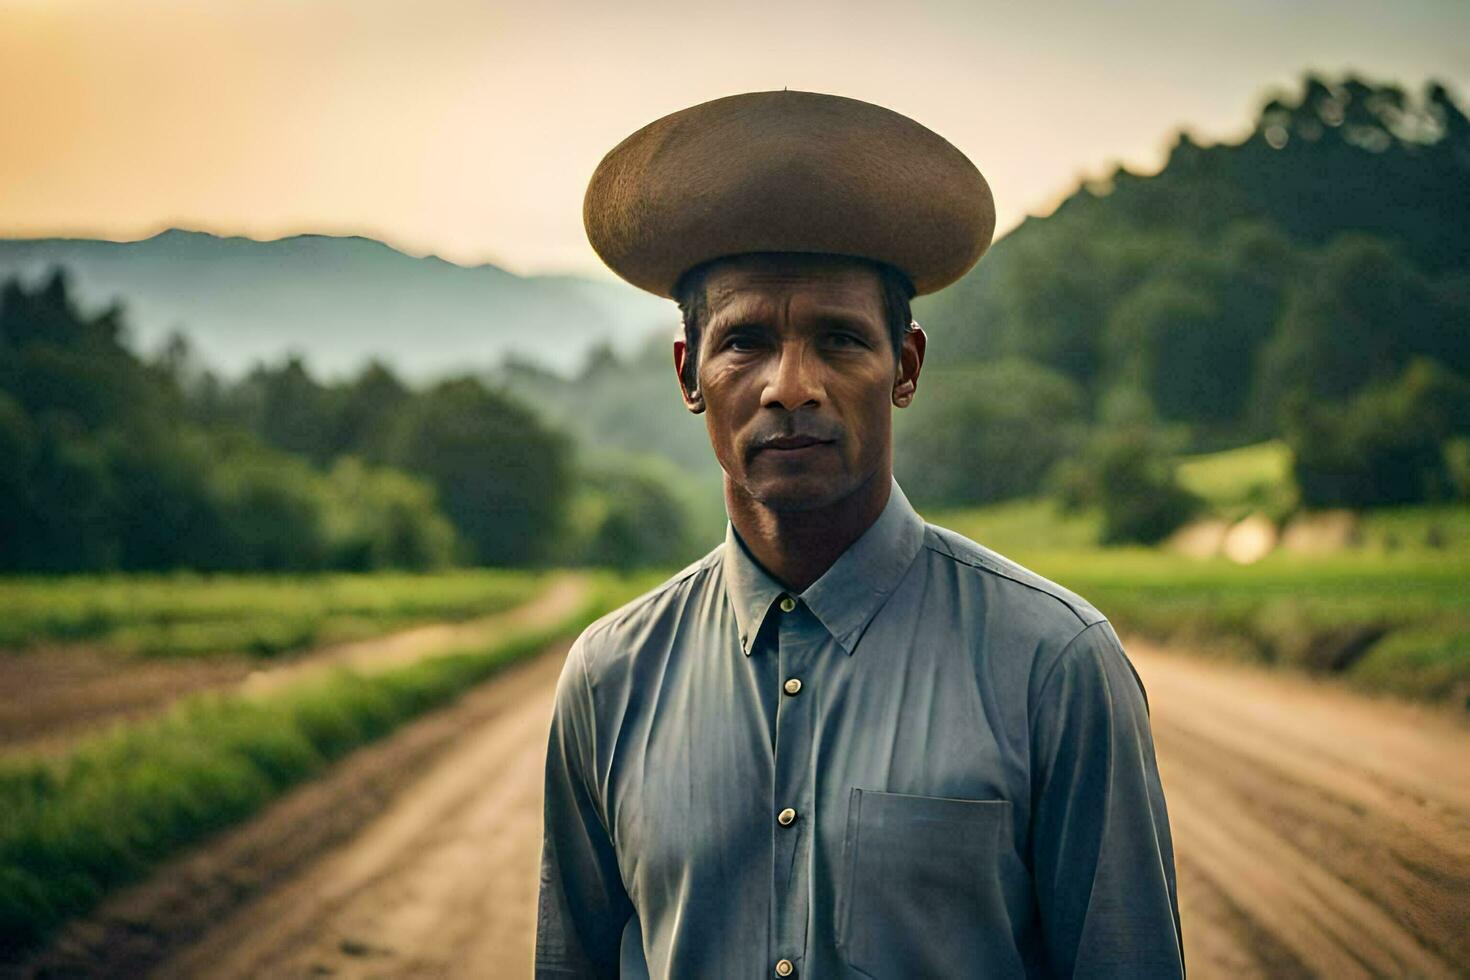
left=537, top=90, right=1184, bottom=979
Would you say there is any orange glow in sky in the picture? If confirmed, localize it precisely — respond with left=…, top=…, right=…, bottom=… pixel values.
left=2, top=0, right=1467, bottom=277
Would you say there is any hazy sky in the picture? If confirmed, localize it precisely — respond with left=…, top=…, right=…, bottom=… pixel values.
left=3, top=0, right=1467, bottom=279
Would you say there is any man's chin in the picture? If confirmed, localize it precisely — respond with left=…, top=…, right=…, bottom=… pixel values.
left=740, top=472, right=851, bottom=513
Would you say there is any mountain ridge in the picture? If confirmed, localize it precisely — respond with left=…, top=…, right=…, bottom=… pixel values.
left=0, top=228, right=673, bottom=381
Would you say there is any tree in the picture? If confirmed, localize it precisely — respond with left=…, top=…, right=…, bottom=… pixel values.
left=1050, top=390, right=1201, bottom=545
left=238, top=355, right=335, bottom=463
left=1051, top=424, right=1202, bottom=545
left=1104, top=280, right=1227, bottom=424
left=562, top=457, right=699, bottom=571
left=387, top=377, right=574, bottom=565
left=1286, top=357, right=1470, bottom=507
left=0, top=269, right=466, bottom=573
left=1255, top=235, right=1438, bottom=417
left=328, top=359, right=411, bottom=463
left=323, top=457, right=458, bottom=570
left=895, top=359, right=1086, bottom=507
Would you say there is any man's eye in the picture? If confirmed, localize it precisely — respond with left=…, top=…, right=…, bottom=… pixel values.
left=828, top=332, right=866, bottom=348
left=723, top=334, right=761, bottom=351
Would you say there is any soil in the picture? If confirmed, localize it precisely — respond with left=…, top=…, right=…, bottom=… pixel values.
left=0, top=650, right=254, bottom=752
left=0, top=574, right=588, bottom=755
left=1134, top=638, right=1469, bottom=978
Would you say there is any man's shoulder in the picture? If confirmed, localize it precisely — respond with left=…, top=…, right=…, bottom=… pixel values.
left=572, top=543, right=724, bottom=677
left=918, top=521, right=1142, bottom=712
left=919, top=520, right=1107, bottom=634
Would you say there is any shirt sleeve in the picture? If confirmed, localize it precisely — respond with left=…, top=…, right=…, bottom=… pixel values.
left=1028, top=619, right=1185, bottom=978
left=535, top=634, right=635, bottom=978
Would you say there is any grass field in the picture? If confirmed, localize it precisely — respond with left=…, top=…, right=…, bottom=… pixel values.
left=1355, top=502, right=1470, bottom=552
left=1175, top=438, right=1297, bottom=516
left=0, top=569, right=548, bottom=658
left=0, top=570, right=657, bottom=959
left=929, top=440, right=1470, bottom=708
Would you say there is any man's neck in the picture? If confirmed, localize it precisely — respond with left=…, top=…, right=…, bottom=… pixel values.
left=726, top=468, right=892, bottom=594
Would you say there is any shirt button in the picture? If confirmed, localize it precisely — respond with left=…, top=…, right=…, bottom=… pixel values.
left=775, top=958, right=795, bottom=976
left=783, top=677, right=802, bottom=696
left=777, top=806, right=797, bottom=826
left=779, top=595, right=796, bottom=612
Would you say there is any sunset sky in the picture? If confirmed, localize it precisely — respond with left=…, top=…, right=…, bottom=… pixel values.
left=3, top=0, right=1467, bottom=279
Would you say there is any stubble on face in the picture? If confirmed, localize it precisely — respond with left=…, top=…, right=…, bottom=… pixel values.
left=693, top=254, right=897, bottom=514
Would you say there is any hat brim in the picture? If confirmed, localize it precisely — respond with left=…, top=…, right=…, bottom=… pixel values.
left=583, top=90, right=995, bottom=299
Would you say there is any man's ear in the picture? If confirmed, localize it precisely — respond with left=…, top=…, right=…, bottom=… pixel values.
left=673, top=338, right=705, bottom=414
left=892, top=321, right=926, bottom=408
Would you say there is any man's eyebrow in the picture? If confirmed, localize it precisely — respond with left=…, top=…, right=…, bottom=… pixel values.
left=706, top=308, right=878, bottom=337
left=812, top=311, right=882, bottom=333
left=706, top=314, right=772, bottom=337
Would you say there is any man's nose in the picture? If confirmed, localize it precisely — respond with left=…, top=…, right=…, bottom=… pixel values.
left=760, top=341, right=824, bottom=411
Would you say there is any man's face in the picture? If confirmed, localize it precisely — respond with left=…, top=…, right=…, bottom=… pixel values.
left=675, top=254, right=922, bottom=512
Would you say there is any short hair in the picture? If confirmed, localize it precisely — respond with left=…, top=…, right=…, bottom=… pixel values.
left=673, top=253, right=915, bottom=394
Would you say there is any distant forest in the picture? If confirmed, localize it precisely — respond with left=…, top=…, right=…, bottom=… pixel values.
left=2, top=72, right=1468, bottom=572
left=0, top=278, right=698, bottom=573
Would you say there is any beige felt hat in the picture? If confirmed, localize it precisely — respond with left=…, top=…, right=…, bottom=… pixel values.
left=583, top=89, right=995, bottom=298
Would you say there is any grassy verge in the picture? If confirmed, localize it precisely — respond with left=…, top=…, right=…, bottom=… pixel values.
left=928, top=498, right=1105, bottom=554
left=929, top=466, right=1470, bottom=709
left=1355, top=503, right=1470, bottom=552
left=0, top=569, right=547, bottom=657
left=929, top=532, right=1470, bottom=708
left=1033, top=550, right=1470, bottom=702
left=0, top=570, right=656, bottom=959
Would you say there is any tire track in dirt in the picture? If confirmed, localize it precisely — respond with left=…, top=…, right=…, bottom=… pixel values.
left=1129, top=639, right=1470, bottom=978
left=152, top=643, right=560, bottom=979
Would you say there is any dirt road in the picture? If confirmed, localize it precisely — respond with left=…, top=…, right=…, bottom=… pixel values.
left=20, top=636, right=1469, bottom=978
left=19, top=638, right=573, bottom=979
left=150, top=643, right=565, bottom=979
left=1131, top=639, right=1470, bottom=978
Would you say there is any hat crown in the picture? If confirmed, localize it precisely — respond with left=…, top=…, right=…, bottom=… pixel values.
left=584, top=89, right=994, bottom=298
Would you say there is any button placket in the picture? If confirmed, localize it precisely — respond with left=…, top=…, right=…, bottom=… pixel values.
left=769, top=600, right=817, bottom=976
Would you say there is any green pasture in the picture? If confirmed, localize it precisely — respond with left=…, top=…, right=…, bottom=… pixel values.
left=1355, top=503, right=1470, bottom=552
left=929, top=475, right=1470, bottom=707
left=0, top=569, right=547, bottom=657
left=0, top=571, right=655, bottom=959
left=1175, top=438, right=1297, bottom=515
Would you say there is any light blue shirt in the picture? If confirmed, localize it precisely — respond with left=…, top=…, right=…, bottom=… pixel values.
left=536, top=478, right=1183, bottom=978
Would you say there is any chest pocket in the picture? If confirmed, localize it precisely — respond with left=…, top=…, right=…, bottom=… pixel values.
left=835, top=788, right=1022, bottom=979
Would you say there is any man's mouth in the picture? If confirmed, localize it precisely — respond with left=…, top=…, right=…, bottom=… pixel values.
left=757, top=435, right=833, bottom=452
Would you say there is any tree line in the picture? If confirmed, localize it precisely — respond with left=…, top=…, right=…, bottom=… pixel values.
left=898, top=72, right=1470, bottom=538
left=0, top=271, right=696, bottom=573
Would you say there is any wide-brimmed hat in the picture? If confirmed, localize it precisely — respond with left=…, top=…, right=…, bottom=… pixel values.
left=583, top=89, right=994, bottom=298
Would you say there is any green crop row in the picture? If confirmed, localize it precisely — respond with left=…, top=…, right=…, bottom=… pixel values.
left=0, top=569, right=547, bottom=657
left=0, top=571, right=653, bottom=960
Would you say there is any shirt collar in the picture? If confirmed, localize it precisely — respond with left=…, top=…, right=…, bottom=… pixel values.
left=722, top=477, right=926, bottom=656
